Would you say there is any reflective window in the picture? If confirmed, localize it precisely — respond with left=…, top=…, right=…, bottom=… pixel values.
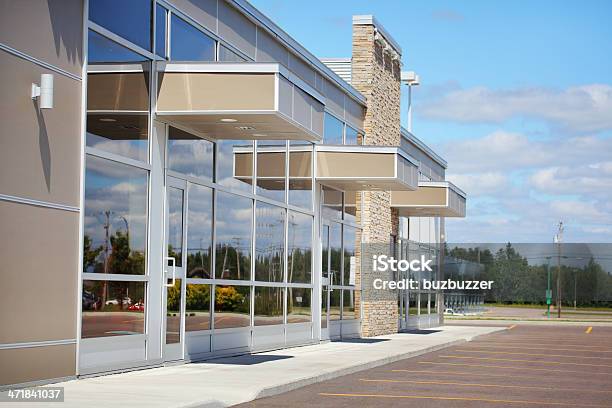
left=323, top=113, right=343, bottom=144
left=186, top=184, right=213, bottom=278
left=287, top=288, right=311, bottom=323
left=342, top=289, right=356, bottom=319
left=420, top=295, right=429, bottom=315
left=217, top=140, right=253, bottom=192
left=343, top=226, right=357, bottom=286
left=256, top=141, right=286, bottom=202
left=171, top=14, right=215, bottom=61
left=81, top=280, right=145, bottom=338
left=167, top=127, right=214, bottom=180
left=330, top=288, right=341, bottom=320
left=255, top=203, right=285, bottom=282
left=288, top=211, right=312, bottom=283
left=289, top=142, right=312, bottom=209
left=167, top=187, right=183, bottom=267
left=83, top=156, right=148, bottom=275
left=214, top=285, right=250, bottom=329
left=254, top=287, right=283, bottom=326
left=215, top=192, right=252, bottom=280
left=166, top=279, right=182, bottom=344
left=344, top=192, right=358, bottom=223
left=155, top=4, right=167, bottom=58
left=89, top=0, right=152, bottom=51
left=186, top=284, right=211, bottom=331
left=219, top=44, right=246, bottom=62
left=321, top=288, right=328, bottom=328
left=86, top=31, right=150, bottom=162
left=322, top=186, right=342, bottom=220
left=329, top=223, right=342, bottom=285
left=345, top=125, right=360, bottom=145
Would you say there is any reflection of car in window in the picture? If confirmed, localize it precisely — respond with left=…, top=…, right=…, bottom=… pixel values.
left=105, top=297, right=132, bottom=306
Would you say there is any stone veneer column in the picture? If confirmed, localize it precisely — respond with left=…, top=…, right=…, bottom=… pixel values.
left=352, top=18, right=402, bottom=337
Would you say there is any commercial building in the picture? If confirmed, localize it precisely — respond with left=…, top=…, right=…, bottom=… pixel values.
left=0, top=0, right=465, bottom=387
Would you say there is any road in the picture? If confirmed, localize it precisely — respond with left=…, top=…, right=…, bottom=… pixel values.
left=240, top=324, right=612, bottom=407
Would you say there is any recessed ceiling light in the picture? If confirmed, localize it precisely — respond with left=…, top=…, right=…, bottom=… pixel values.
left=252, top=133, right=267, bottom=137
left=220, top=118, right=237, bottom=123
left=99, top=118, right=117, bottom=122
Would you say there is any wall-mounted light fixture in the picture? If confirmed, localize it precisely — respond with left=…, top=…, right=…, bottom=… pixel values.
left=31, top=73, right=54, bottom=109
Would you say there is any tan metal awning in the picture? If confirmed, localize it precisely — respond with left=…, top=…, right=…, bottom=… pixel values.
left=315, top=146, right=419, bottom=191
left=156, top=62, right=324, bottom=142
left=391, top=181, right=467, bottom=217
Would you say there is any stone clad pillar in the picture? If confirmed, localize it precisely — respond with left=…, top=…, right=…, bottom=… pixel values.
left=351, top=16, right=402, bottom=336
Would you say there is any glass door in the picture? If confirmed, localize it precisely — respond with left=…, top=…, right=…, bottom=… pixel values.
left=163, top=177, right=187, bottom=361
left=320, top=223, right=331, bottom=340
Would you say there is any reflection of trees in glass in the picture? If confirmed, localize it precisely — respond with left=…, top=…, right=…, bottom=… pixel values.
left=255, top=287, right=282, bottom=316
left=215, top=243, right=250, bottom=280
left=167, top=280, right=181, bottom=312
left=288, top=249, right=312, bottom=283
left=83, top=235, right=103, bottom=271
left=186, top=284, right=210, bottom=311
left=187, top=250, right=211, bottom=278
left=215, top=286, right=249, bottom=312
left=447, top=243, right=612, bottom=307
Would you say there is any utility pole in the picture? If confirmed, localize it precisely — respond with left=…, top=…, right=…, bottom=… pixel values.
left=554, top=221, right=564, bottom=318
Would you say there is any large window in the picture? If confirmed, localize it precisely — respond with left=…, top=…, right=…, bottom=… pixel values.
left=255, top=203, right=285, bottom=282
left=86, top=31, right=150, bottom=162
left=256, top=141, right=286, bottom=203
left=287, top=288, right=311, bottom=323
left=289, top=142, right=313, bottom=209
left=186, top=184, right=213, bottom=278
left=323, top=113, right=343, bottom=145
left=288, top=211, right=312, bottom=283
left=83, top=156, right=148, bottom=275
left=254, top=287, right=283, bottom=326
left=214, top=285, right=250, bottom=329
left=81, top=280, right=146, bottom=338
left=170, top=14, right=215, bottom=61
left=215, top=192, right=252, bottom=280
left=167, top=126, right=214, bottom=180
left=155, top=4, right=167, bottom=58
left=89, top=0, right=152, bottom=51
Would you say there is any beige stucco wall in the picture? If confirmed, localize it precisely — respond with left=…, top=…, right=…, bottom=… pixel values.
left=351, top=22, right=402, bottom=337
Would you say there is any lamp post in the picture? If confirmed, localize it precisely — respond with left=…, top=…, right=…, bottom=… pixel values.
left=401, top=71, right=420, bottom=132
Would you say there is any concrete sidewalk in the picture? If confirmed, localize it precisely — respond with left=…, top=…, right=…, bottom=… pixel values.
left=14, top=325, right=504, bottom=408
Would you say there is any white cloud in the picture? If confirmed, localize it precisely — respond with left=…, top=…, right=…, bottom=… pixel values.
left=420, top=84, right=612, bottom=133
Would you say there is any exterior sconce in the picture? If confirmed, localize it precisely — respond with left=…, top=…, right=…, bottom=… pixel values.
left=31, top=73, right=54, bottom=109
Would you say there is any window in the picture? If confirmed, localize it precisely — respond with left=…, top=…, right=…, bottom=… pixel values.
left=330, top=288, right=341, bottom=320
left=345, top=125, right=360, bottom=145
left=186, top=184, right=213, bottom=278
left=342, top=289, right=356, bottom=319
left=256, top=141, right=286, bottom=202
left=217, top=140, right=253, bottom=192
left=155, top=4, right=167, bottom=58
left=186, top=284, right=211, bottom=331
left=86, top=31, right=150, bottom=162
left=89, top=0, right=152, bottom=51
left=254, top=287, right=283, bottom=326
left=167, top=127, right=214, bottom=180
left=219, top=44, right=246, bottom=62
left=81, top=280, right=146, bottom=338
left=288, top=211, right=312, bottom=283
left=323, top=113, right=343, bottom=144
left=215, top=192, right=252, bottom=280
left=322, top=186, right=342, bottom=220
left=255, top=203, right=285, bottom=282
left=289, top=142, right=312, bottom=209
left=329, top=223, right=342, bottom=285
left=344, top=192, right=358, bottom=223
left=343, top=226, right=357, bottom=286
left=83, top=156, right=148, bottom=275
left=166, top=279, right=182, bottom=344
left=287, top=288, right=311, bottom=323
left=167, top=187, right=183, bottom=267
left=214, top=285, right=250, bottom=329
left=170, top=14, right=215, bottom=61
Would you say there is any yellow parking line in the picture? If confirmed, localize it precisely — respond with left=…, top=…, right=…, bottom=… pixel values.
left=473, top=341, right=611, bottom=350
left=318, top=392, right=609, bottom=407
left=359, top=378, right=612, bottom=394
left=391, top=369, right=545, bottom=380
left=440, top=355, right=612, bottom=368
left=586, top=326, right=593, bottom=334
left=453, top=349, right=612, bottom=360
left=457, top=344, right=612, bottom=353
left=418, top=361, right=612, bottom=375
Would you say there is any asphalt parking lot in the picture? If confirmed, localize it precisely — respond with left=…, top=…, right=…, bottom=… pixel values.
left=240, top=324, right=612, bottom=407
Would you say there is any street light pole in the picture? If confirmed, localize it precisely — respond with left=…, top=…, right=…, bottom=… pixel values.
left=401, top=71, right=420, bottom=133
left=554, top=221, right=564, bottom=319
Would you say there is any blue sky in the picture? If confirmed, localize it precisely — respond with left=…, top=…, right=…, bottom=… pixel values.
left=251, top=0, right=612, bottom=243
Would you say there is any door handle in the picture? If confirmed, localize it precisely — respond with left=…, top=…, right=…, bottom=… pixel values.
left=164, top=256, right=176, bottom=287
